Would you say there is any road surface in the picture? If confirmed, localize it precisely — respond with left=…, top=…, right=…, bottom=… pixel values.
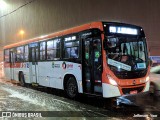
left=0, top=76, right=159, bottom=119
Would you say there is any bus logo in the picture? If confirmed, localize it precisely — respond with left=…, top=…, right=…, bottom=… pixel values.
left=62, top=62, right=67, bottom=69
left=52, top=62, right=55, bottom=68
left=62, top=62, right=73, bottom=69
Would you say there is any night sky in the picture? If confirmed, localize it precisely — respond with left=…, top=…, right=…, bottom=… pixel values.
left=0, top=0, right=160, bottom=56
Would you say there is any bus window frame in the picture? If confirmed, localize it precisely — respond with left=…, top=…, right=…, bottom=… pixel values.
left=62, top=33, right=80, bottom=60
left=39, top=41, right=47, bottom=61
left=16, top=46, right=25, bottom=62
left=24, top=45, right=29, bottom=62
left=46, top=38, right=61, bottom=61
left=4, top=49, right=10, bottom=63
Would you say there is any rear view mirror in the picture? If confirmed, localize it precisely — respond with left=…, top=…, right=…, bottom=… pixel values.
left=148, top=58, right=153, bottom=67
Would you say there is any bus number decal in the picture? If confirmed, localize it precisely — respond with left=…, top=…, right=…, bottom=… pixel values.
left=20, top=63, right=29, bottom=68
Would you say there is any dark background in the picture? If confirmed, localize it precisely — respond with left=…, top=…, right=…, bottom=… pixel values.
left=0, top=0, right=160, bottom=61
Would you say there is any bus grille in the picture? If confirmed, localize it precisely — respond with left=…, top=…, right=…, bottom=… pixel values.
left=122, top=86, right=144, bottom=94
left=114, top=70, right=147, bottom=79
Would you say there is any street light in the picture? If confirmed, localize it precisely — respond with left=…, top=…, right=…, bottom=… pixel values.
left=19, top=30, right=25, bottom=35
left=0, top=0, right=7, bottom=10
left=19, top=30, right=25, bottom=40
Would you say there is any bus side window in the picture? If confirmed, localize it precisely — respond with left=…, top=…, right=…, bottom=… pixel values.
left=16, top=46, right=24, bottom=62
left=24, top=45, right=29, bottom=61
left=65, top=48, right=70, bottom=58
left=64, top=35, right=79, bottom=59
left=40, top=42, right=46, bottom=60
left=47, top=40, right=54, bottom=60
left=53, top=39, right=60, bottom=58
left=70, top=47, right=78, bottom=58
left=47, top=39, right=60, bottom=60
left=4, top=49, right=10, bottom=62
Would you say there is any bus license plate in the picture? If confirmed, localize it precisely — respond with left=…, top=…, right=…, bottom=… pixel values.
left=130, top=90, right=137, bottom=94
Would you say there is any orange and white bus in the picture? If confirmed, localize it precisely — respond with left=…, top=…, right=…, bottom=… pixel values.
left=3, top=21, right=150, bottom=99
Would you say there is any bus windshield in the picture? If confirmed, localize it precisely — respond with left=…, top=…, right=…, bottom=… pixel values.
left=105, top=37, right=148, bottom=72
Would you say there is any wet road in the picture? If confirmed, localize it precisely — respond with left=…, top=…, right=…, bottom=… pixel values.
left=0, top=77, right=160, bottom=120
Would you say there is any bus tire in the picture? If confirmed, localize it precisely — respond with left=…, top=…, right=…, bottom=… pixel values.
left=19, top=72, right=26, bottom=87
left=65, top=76, right=78, bottom=99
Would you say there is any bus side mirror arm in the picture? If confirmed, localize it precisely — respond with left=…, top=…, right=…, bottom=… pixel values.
left=103, top=38, right=107, bottom=50
left=148, top=58, right=152, bottom=67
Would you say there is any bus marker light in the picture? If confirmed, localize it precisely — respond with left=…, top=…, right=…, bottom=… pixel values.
left=145, top=76, right=149, bottom=82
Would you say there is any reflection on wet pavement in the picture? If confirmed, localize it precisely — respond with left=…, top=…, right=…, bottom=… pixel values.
left=0, top=78, right=159, bottom=119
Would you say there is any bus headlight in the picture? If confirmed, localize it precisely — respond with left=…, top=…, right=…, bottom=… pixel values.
left=145, top=76, right=149, bottom=82
left=107, top=75, right=118, bottom=86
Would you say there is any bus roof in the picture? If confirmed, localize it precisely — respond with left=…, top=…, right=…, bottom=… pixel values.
left=102, top=21, right=142, bottom=28
left=4, top=21, right=103, bottom=49
left=4, top=21, right=143, bottom=49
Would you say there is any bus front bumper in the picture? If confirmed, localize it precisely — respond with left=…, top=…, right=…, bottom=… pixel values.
left=102, top=81, right=150, bottom=98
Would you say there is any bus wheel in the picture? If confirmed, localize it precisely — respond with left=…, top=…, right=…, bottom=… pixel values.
left=19, top=72, right=25, bottom=87
left=65, top=76, right=78, bottom=99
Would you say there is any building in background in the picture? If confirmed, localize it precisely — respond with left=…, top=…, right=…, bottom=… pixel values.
left=150, top=56, right=160, bottom=67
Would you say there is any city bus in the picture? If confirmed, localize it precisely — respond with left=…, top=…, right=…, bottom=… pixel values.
left=3, top=21, right=150, bottom=100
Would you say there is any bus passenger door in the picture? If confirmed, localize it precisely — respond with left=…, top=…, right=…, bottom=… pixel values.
left=82, top=38, right=102, bottom=95
left=30, top=45, right=39, bottom=84
left=10, top=51, right=15, bottom=80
